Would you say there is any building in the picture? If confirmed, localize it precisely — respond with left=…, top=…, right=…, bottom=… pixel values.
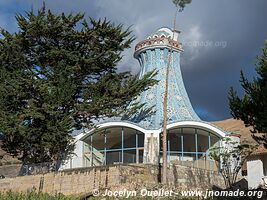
left=213, top=119, right=267, bottom=189
left=61, top=27, right=232, bottom=170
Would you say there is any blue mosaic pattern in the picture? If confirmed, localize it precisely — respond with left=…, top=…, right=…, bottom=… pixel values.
left=127, top=28, right=200, bottom=130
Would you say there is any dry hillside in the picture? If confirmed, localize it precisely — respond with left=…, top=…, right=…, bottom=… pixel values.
left=212, top=118, right=266, bottom=155
left=0, top=141, right=20, bottom=165
left=212, top=118, right=257, bottom=144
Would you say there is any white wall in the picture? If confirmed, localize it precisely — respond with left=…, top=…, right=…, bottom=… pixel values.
left=59, top=140, right=84, bottom=170
left=144, top=132, right=160, bottom=164
left=247, top=156, right=264, bottom=189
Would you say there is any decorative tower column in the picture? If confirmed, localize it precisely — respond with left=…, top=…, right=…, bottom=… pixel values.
left=126, top=27, right=200, bottom=164
left=130, top=27, right=200, bottom=130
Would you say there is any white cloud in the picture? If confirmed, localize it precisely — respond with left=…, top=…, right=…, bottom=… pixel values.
left=187, top=25, right=202, bottom=41
left=182, top=25, right=203, bottom=62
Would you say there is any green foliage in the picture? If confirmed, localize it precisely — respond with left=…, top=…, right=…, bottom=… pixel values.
left=172, top=0, right=192, bottom=11
left=0, top=6, right=157, bottom=164
left=209, top=138, right=256, bottom=188
left=0, top=191, right=79, bottom=200
left=0, top=191, right=212, bottom=200
left=229, top=41, right=267, bottom=145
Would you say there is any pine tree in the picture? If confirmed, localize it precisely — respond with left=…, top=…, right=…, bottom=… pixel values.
left=0, top=6, right=156, bottom=164
left=229, top=41, right=267, bottom=146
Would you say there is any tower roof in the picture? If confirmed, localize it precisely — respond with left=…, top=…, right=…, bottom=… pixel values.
left=134, top=27, right=183, bottom=59
left=147, top=27, right=180, bottom=41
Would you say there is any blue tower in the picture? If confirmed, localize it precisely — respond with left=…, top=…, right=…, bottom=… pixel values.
left=129, top=27, right=200, bottom=129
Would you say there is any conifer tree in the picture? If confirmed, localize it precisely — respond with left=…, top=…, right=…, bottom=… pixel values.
left=0, top=6, right=156, bottom=164
left=229, top=41, right=267, bottom=146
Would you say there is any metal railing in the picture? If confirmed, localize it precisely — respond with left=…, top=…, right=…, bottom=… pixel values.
left=160, top=151, right=219, bottom=172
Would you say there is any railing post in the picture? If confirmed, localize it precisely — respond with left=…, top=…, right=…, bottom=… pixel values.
left=195, top=129, right=198, bottom=168
left=121, top=127, right=124, bottom=164
left=104, top=129, right=107, bottom=166
left=91, top=135, right=93, bottom=167
left=181, top=128, right=184, bottom=163
left=208, top=133, right=212, bottom=176
left=136, top=130, right=139, bottom=164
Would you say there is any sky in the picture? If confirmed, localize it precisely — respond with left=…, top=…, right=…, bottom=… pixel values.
left=0, top=0, right=267, bottom=122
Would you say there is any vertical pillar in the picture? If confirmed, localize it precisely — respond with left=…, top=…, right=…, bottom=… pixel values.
left=121, top=127, right=124, bottom=163
left=167, top=130, right=170, bottom=162
left=208, top=133, right=211, bottom=170
left=90, top=135, right=93, bottom=167
left=144, top=133, right=159, bottom=164
left=195, top=129, right=198, bottom=168
left=181, top=128, right=184, bottom=162
left=70, top=158, right=72, bottom=169
left=104, top=129, right=107, bottom=165
left=208, top=133, right=211, bottom=150
left=136, top=130, right=139, bottom=164
left=208, top=133, right=212, bottom=175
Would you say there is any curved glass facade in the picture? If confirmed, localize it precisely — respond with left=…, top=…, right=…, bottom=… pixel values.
left=82, top=127, right=144, bottom=167
left=160, top=127, right=220, bottom=170
left=80, top=125, right=221, bottom=171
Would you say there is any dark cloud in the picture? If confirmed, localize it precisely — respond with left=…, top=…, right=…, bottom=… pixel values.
left=1, top=0, right=266, bottom=121
left=179, top=0, right=267, bottom=121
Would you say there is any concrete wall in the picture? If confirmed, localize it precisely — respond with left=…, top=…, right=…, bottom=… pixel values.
left=144, top=133, right=159, bottom=164
left=0, top=164, right=224, bottom=196
left=60, top=140, right=84, bottom=170
left=247, top=155, right=265, bottom=189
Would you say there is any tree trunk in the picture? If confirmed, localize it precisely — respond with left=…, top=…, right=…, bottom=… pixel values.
left=162, top=8, right=178, bottom=185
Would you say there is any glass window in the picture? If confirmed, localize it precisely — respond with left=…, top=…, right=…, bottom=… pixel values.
left=168, top=128, right=182, bottom=152
left=106, top=127, right=122, bottom=150
left=211, top=134, right=220, bottom=147
left=87, top=126, right=145, bottom=166
left=91, top=130, right=105, bottom=151
left=138, top=132, right=144, bottom=148
left=123, top=128, right=137, bottom=149
left=183, top=128, right=196, bottom=152
left=197, top=129, right=209, bottom=152
left=106, top=151, right=121, bottom=165
left=123, top=150, right=136, bottom=163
